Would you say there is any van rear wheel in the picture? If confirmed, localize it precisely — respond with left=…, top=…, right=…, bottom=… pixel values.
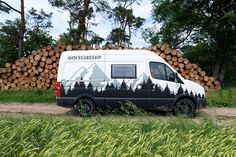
left=174, top=99, right=196, bottom=117
left=75, top=98, right=95, bottom=117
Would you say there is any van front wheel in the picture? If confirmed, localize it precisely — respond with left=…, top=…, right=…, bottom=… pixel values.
left=75, top=98, right=95, bottom=117
left=174, top=99, right=196, bottom=117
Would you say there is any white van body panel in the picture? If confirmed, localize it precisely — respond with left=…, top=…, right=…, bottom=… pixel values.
left=57, top=50, right=206, bottom=110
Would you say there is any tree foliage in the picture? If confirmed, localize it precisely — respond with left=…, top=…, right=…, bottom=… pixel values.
left=48, top=0, right=110, bottom=44
left=0, top=20, right=19, bottom=67
left=108, top=0, right=144, bottom=46
left=0, top=0, right=25, bottom=59
left=0, top=8, right=54, bottom=67
left=148, top=0, right=236, bottom=81
left=107, top=28, right=129, bottom=45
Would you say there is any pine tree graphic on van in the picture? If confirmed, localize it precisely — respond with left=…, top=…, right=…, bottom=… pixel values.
left=60, top=77, right=205, bottom=99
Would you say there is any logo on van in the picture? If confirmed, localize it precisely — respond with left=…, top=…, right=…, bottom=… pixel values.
left=68, top=55, right=101, bottom=60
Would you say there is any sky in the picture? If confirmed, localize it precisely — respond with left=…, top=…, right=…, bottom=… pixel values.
left=0, top=0, right=154, bottom=47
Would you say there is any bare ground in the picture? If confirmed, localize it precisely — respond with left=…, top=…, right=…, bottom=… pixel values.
left=0, top=103, right=71, bottom=115
left=0, top=102, right=236, bottom=117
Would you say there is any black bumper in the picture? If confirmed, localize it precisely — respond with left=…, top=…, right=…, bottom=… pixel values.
left=57, top=97, right=76, bottom=107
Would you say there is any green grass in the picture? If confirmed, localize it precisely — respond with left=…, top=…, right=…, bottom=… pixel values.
left=0, top=115, right=235, bottom=157
left=207, top=87, right=236, bottom=107
left=0, top=89, right=55, bottom=103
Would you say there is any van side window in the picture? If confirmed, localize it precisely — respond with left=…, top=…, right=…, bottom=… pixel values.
left=150, top=62, right=175, bottom=82
left=111, top=64, right=136, bottom=78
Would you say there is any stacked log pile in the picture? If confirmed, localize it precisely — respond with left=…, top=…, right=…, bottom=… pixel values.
left=0, top=43, right=221, bottom=91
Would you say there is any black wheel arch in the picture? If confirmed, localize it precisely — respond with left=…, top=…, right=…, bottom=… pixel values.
left=74, top=93, right=96, bottom=106
left=172, top=94, right=196, bottom=109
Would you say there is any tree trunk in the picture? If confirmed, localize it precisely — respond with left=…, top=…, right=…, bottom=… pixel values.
left=18, top=0, right=25, bottom=59
left=81, top=0, right=90, bottom=43
left=212, top=63, right=225, bottom=81
left=128, top=25, right=131, bottom=47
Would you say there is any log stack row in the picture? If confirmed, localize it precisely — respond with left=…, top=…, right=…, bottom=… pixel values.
left=0, top=43, right=221, bottom=91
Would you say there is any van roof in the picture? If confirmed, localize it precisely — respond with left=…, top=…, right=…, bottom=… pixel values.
left=61, top=49, right=165, bottom=62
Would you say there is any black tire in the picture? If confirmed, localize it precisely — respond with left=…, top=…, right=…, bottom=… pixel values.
left=75, top=98, right=95, bottom=117
left=174, top=99, right=196, bottom=117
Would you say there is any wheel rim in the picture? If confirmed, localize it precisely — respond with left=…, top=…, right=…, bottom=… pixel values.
left=175, top=101, right=191, bottom=115
left=78, top=100, right=93, bottom=116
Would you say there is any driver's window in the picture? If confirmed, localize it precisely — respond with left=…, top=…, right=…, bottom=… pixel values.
left=150, top=62, right=166, bottom=80
left=150, top=62, right=175, bottom=82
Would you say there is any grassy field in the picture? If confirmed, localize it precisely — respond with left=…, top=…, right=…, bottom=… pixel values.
left=0, top=87, right=235, bottom=107
left=0, top=114, right=235, bottom=157
left=207, top=87, right=236, bottom=107
left=0, top=89, right=55, bottom=103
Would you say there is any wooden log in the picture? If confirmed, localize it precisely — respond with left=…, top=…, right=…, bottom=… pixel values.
left=5, top=63, right=11, bottom=68
left=66, top=45, right=73, bottom=51
left=40, top=62, right=45, bottom=67
left=160, top=44, right=166, bottom=51
left=172, top=56, right=178, bottom=62
left=183, top=59, right=189, bottom=65
left=160, top=53, right=166, bottom=59
left=186, top=63, right=192, bottom=69
left=165, top=55, right=172, bottom=61
left=155, top=43, right=162, bottom=48
left=176, top=52, right=182, bottom=58
left=55, top=52, right=60, bottom=58
left=197, top=67, right=202, bottom=73
left=46, top=45, right=52, bottom=51
left=170, top=49, right=177, bottom=56
left=95, top=44, right=100, bottom=50
left=204, top=76, right=209, bottom=82
left=34, top=55, right=41, bottom=61
left=26, top=63, right=32, bottom=69
left=192, top=64, right=198, bottom=69
left=173, top=61, right=178, bottom=66
left=46, top=58, right=52, bottom=65
left=49, top=50, right=55, bottom=56
left=178, top=63, right=185, bottom=69
left=155, top=49, right=161, bottom=55
left=151, top=45, right=157, bottom=51
left=214, top=80, right=220, bottom=86
left=164, top=48, right=170, bottom=54
left=168, top=60, right=173, bottom=66
left=194, top=75, right=200, bottom=80
left=206, top=80, right=212, bottom=86
left=200, top=71, right=206, bottom=77
left=0, top=68, right=7, bottom=73
left=51, top=56, right=57, bottom=62
left=177, top=57, right=183, bottom=63
left=33, top=61, right=38, bottom=66
left=81, top=44, right=87, bottom=50
left=43, top=51, right=49, bottom=57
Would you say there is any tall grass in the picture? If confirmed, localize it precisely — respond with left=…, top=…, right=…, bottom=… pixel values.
left=0, top=89, right=55, bottom=103
left=0, top=116, right=235, bottom=156
left=207, top=87, right=236, bottom=107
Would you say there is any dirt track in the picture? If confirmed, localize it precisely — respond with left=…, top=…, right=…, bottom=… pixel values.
left=0, top=103, right=71, bottom=115
left=0, top=103, right=236, bottom=117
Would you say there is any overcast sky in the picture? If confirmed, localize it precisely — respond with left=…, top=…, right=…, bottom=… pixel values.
left=0, top=0, right=154, bottom=47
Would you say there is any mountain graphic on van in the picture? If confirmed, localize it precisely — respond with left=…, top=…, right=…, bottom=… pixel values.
left=63, top=63, right=109, bottom=93
left=69, top=63, right=109, bottom=81
left=61, top=76, right=205, bottom=99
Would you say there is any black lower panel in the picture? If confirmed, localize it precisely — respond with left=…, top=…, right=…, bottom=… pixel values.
left=104, top=98, right=147, bottom=110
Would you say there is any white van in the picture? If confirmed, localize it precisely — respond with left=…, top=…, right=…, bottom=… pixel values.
left=56, top=50, right=206, bottom=116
